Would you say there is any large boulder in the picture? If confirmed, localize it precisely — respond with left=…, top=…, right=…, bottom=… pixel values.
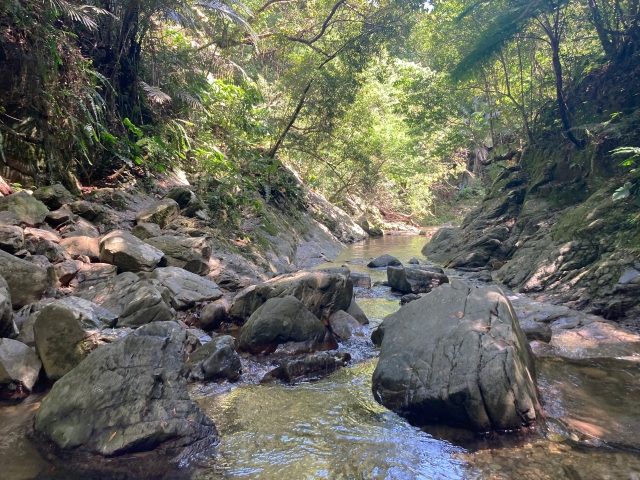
left=0, top=225, right=24, bottom=253
left=145, top=235, right=211, bottom=275
left=60, top=236, right=100, bottom=262
left=148, top=267, right=222, bottom=310
left=69, top=263, right=117, bottom=291
left=237, top=296, right=335, bottom=354
left=99, top=230, right=166, bottom=272
left=0, top=250, right=53, bottom=308
left=32, top=184, right=74, bottom=210
left=367, top=254, right=401, bottom=268
left=0, top=191, right=49, bottom=226
left=33, top=301, right=114, bottom=380
left=230, top=269, right=353, bottom=322
left=371, top=280, right=540, bottom=432
left=0, top=275, right=14, bottom=337
left=387, top=265, right=449, bottom=294
left=165, top=186, right=208, bottom=219
left=183, top=335, right=241, bottom=382
left=75, top=272, right=175, bottom=327
left=135, top=199, right=180, bottom=228
left=0, top=338, right=42, bottom=398
left=34, top=322, right=217, bottom=459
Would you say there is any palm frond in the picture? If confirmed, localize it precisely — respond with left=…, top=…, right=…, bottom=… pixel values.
left=174, top=90, right=205, bottom=110
left=140, top=81, right=173, bottom=104
left=46, top=0, right=112, bottom=30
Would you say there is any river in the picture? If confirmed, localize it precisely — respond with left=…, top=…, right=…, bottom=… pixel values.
left=1, top=234, right=639, bottom=479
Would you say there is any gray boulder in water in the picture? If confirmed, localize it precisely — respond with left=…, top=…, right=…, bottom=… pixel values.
left=372, top=279, right=540, bottom=432
left=183, top=335, right=241, bottom=382
left=367, top=254, right=401, bottom=268
left=237, top=296, right=335, bottom=354
left=34, top=322, right=217, bottom=460
left=387, top=265, right=449, bottom=294
left=230, top=269, right=353, bottom=323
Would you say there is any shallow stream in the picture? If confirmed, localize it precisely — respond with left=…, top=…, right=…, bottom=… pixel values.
left=2, top=234, right=640, bottom=479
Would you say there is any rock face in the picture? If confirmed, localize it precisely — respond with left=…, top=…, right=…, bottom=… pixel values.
left=0, top=338, right=42, bottom=398
left=350, top=272, right=372, bottom=288
left=421, top=146, right=640, bottom=319
left=99, top=230, right=166, bottom=272
left=387, top=266, right=449, bottom=294
left=371, top=280, right=540, bottom=432
left=34, top=322, right=217, bottom=457
left=0, top=225, right=24, bottom=253
left=148, top=267, right=222, bottom=310
left=33, top=300, right=114, bottom=380
left=237, top=296, right=333, bottom=354
left=0, top=249, right=52, bottom=308
left=135, top=199, right=180, bottom=228
left=75, top=272, right=175, bottom=327
left=183, top=335, right=241, bottom=382
left=60, top=236, right=100, bottom=262
left=145, top=235, right=211, bottom=275
left=32, top=184, right=74, bottom=210
left=230, top=269, right=353, bottom=322
left=0, top=191, right=49, bottom=226
left=367, top=254, right=401, bottom=268
left=69, top=263, right=117, bottom=291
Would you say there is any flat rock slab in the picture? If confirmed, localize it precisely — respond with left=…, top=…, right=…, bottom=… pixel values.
left=148, top=267, right=222, bottom=310
left=34, top=322, right=217, bottom=458
left=372, top=279, right=540, bottom=432
left=99, top=230, right=166, bottom=272
left=145, top=235, right=211, bottom=275
left=0, top=249, right=52, bottom=308
left=75, top=272, right=175, bottom=327
left=0, top=191, right=49, bottom=226
left=60, top=236, right=100, bottom=261
left=135, top=199, right=180, bottom=228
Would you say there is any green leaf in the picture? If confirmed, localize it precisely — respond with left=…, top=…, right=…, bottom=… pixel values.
left=123, top=118, right=143, bottom=137
left=612, top=182, right=633, bottom=201
left=633, top=196, right=640, bottom=208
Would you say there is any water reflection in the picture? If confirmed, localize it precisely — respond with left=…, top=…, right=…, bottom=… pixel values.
left=192, top=361, right=472, bottom=479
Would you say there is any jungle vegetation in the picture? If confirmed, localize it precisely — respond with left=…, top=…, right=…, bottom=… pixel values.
left=1, top=0, right=639, bottom=223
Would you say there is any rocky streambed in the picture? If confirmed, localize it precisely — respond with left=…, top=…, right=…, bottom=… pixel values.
left=1, top=190, right=639, bottom=479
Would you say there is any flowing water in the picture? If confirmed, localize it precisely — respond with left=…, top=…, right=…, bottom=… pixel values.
left=2, top=233, right=640, bottom=479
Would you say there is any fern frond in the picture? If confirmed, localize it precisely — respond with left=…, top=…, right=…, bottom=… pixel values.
left=46, top=0, right=111, bottom=30
left=174, top=90, right=205, bottom=110
left=140, top=81, right=172, bottom=104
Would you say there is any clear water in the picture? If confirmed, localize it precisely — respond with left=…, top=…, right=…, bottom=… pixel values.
left=2, top=234, right=640, bottom=479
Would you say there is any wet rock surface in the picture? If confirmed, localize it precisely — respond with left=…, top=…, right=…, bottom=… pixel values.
left=372, top=279, right=540, bottom=432
left=237, top=296, right=335, bottom=355
left=230, top=269, right=353, bottom=322
left=367, top=254, right=401, bottom=268
left=183, top=335, right=241, bottom=382
left=34, top=322, right=217, bottom=458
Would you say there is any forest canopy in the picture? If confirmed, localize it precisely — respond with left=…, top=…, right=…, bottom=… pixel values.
left=1, top=0, right=639, bottom=222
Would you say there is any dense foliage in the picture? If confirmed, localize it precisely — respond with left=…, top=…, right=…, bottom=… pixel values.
left=1, top=0, right=639, bottom=222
